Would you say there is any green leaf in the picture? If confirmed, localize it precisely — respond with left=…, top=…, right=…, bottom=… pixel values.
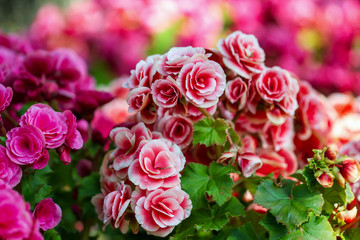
left=290, top=169, right=306, bottom=183
left=284, top=215, right=336, bottom=240
left=193, top=118, right=229, bottom=147
left=78, top=173, right=100, bottom=200
left=322, top=183, right=354, bottom=214
left=181, top=162, right=234, bottom=208
left=173, top=197, right=244, bottom=238
left=22, top=165, right=53, bottom=207
left=181, top=163, right=209, bottom=209
left=207, top=162, right=235, bottom=206
left=254, top=179, right=323, bottom=230
left=228, top=222, right=265, bottom=240
left=196, top=198, right=244, bottom=231
left=44, top=229, right=62, bottom=240
left=224, top=127, right=241, bottom=151
left=344, top=228, right=360, bottom=240
left=260, top=213, right=288, bottom=240
left=196, top=197, right=244, bottom=231
left=303, top=165, right=319, bottom=192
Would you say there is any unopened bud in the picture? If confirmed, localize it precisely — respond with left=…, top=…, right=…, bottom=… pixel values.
left=243, top=190, right=254, bottom=203
left=238, top=153, right=263, bottom=178
left=325, top=146, right=337, bottom=161
left=337, top=207, right=357, bottom=223
left=340, top=158, right=360, bottom=183
left=316, top=172, right=334, bottom=188
left=313, top=152, right=322, bottom=161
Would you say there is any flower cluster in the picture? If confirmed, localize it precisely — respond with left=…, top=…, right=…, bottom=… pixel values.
left=0, top=31, right=118, bottom=240
left=0, top=32, right=113, bottom=114
left=92, top=123, right=191, bottom=237
left=6, top=103, right=83, bottom=168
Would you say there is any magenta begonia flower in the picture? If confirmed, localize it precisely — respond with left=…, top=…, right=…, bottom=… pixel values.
left=6, top=125, right=48, bottom=169
left=0, top=83, right=13, bottom=112
left=63, top=110, right=83, bottom=150
left=33, top=198, right=62, bottom=231
left=0, top=145, right=22, bottom=187
left=0, top=180, right=37, bottom=240
left=20, top=103, right=68, bottom=148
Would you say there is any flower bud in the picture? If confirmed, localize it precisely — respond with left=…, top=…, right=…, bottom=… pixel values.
left=237, top=153, right=263, bottom=178
left=325, top=146, right=337, bottom=161
left=337, top=207, right=357, bottom=224
left=313, top=152, right=322, bottom=161
left=243, top=190, right=254, bottom=202
left=340, top=158, right=360, bottom=183
left=316, top=172, right=334, bottom=188
left=218, top=150, right=236, bottom=164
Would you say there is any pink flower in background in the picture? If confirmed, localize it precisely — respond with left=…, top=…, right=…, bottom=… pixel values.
left=33, top=198, right=62, bottom=231
left=6, top=125, right=48, bottom=169
left=158, top=46, right=208, bottom=76
left=152, top=77, right=181, bottom=108
left=217, top=31, right=265, bottom=79
left=0, top=145, right=22, bottom=188
left=0, top=84, right=13, bottom=112
left=0, top=181, right=36, bottom=240
left=20, top=104, right=68, bottom=149
left=177, top=60, right=226, bottom=108
left=128, top=139, right=185, bottom=190
left=101, top=98, right=132, bottom=125
left=51, top=49, right=87, bottom=83
left=256, top=149, right=297, bottom=177
left=155, top=115, right=193, bottom=149
left=260, top=117, right=294, bottom=151
left=23, top=50, right=53, bottom=77
left=134, top=187, right=192, bottom=237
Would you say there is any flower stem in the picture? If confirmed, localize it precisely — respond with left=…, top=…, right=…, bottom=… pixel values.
left=197, top=107, right=211, bottom=118
left=340, top=215, right=360, bottom=232
left=328, top=204, right=339, bottom=223
left=2, top=110, right=17, bottom=127
left=232, top=110, right=242, bottom=124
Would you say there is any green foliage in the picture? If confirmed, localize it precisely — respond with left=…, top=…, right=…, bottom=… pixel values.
left=78, top=173, right=100, bottom=200
left=344, top=228, right=360, bottom=240
left=254, top=179, right=323, bottom=230
left=283, top=215, right=336, bottom=240
left=178, top=162, right=243, bottom=239
left=44, top=229, right=62, bottom=240
left=303, top=166, right=319, bottom=192
left=228, top=222, right=266, bottom=240
left=260, top=213, right=288, bottom=240
left=174, top=197, right=244, bottom=239
left=193, top=118, right=229, bottom=147
left=322, top=183, right=354, bottom=214
left=22, top=165, right=53, bottom=207
left=181, top=162, right=235, bottom=208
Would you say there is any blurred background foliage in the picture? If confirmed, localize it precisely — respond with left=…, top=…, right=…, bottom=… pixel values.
left=0, top=0, right=68, bottom=32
